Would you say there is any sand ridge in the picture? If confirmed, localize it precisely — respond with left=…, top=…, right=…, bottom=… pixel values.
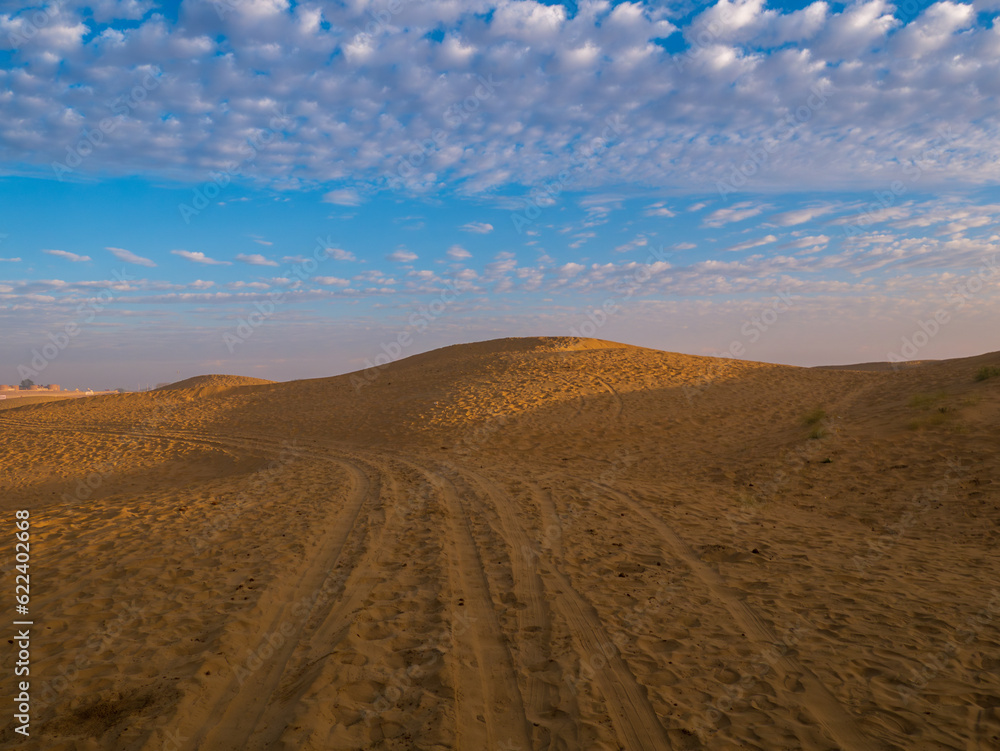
left=1, top=337, right=999, bottom=749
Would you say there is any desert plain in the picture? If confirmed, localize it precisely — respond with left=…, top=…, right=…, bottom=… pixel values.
left=1, top=336, right=998, bottom=750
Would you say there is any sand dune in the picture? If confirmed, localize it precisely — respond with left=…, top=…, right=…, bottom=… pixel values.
left=1, top=337, right=998, bottom=750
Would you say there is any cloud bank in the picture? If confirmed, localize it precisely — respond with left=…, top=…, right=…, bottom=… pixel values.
left=1, top=0, right=997, bottom=198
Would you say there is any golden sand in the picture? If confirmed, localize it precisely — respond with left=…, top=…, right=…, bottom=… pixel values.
left=1, top=337, right=998, bottom=749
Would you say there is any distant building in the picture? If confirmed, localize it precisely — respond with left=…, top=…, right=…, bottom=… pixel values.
left=47, top=385, right=60, bottom=391
left=0, top=385, right=12, bottom=391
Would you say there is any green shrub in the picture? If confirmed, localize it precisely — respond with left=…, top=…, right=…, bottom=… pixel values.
left=975, top=365, right=1000, bottom=382
left=802, top=408, right=827, bottom=426
left=907, top=413, right=948, bottom=430
left=909, top=391, right=947, bottom=409
left=808, top=425, right=828, bottom=440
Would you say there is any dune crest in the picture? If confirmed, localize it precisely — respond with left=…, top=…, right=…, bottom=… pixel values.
left=154, top=374, right=276, bottom=399
left=2, top=338, right=999, bottom=749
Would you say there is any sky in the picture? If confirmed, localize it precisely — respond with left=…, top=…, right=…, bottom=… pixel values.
left=1, top=0, right=999, bottom=388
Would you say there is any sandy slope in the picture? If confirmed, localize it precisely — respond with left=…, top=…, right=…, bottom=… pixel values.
left=1, top=337, right=998, bottom=750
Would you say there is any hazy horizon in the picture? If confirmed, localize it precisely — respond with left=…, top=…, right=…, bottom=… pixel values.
left=3, top=0, right=999, bottom=385
left=7, top=331, right=1000, bottom=394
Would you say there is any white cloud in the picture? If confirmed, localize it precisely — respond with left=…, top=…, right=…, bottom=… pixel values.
left=387, top=249, right=418, bottom=262
left=315, top=276, right=351, bottom=286
left=322, top=189, right=363, bottom=206
left=170, top=250, right=231, bottom=265
left=289, top=248, right=356, bottom=262
left=106, top=246, right=156, bottom=267
left=703, top=203, right=768, bottom=228
left=0, top=0, right=997, bottom=198
left=461, top=222, right=494, bottom=234
left=891, top=1, right=975, bottom=58
left=769, top=206, right=837, bottom=226
left=557, top=262, right=585, bottom=277
left=644, top=202, right=675, bottom=218
left=43, top=249, right=91, bottom=262
left=614, top=235, right=649, bottom=253
left=0, top=257, right=22, bottom=262
left=790, top=234, right=830, bottom=250
left=447, top=244, right=472, bottom=259
left=724, top=234, right=778, bottom=252
left=236, top=253, right=279, bottom=266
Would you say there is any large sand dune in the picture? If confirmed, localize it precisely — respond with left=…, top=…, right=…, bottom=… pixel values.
left=1, top=337, right=998, bottom=750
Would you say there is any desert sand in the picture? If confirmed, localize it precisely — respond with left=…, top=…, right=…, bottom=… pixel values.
left=1, top=336, right=998, bottom=750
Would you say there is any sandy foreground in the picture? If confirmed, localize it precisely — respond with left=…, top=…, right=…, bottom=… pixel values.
left=1, top=336, right=998, bottom=750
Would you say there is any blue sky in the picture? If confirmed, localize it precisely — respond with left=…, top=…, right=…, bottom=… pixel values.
left=1, top=0, right=999, bottom=387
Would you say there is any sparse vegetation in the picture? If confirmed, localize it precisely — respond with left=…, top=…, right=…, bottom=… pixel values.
left=736, top=489, right=767, bottom=509
left=808, top=424, right=828, bottom=440
left=906, top=390, right=959, bottom=430
left=802, top=407, right=827, bottom=426
left=909, top=391, right=948, bottom=409
left=907, top=412, right=948, bottom=430
left=975, top=365, right=1000, bottom=382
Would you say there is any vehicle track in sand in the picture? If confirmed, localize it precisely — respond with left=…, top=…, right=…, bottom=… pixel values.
left=171, top=453, right=375, bottom=751
left=2, top=417, right=390, bottom=749
left=392, top=456, right=535, bottom=751
left=589, top=479, right=880, bottom=751
left=439, top=461, right=673, bottom=750
left=0, top=415, right=876, bottom=749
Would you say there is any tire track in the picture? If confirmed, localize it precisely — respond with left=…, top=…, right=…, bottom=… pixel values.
left=437, top=463, right=585, bottom=750
left=448, top=463, right=673, bottom=750
left=526, top=476, right=674, bottom=750
left=156, top=452, right=377, bottom=751
left=401, top=458, right=534, bottom=751
left=242, top=458, right=407, bottom=749
left=2, top=416, right=390, bottom=750
left=592, top=480, right=879, bottom=751
left=593, top=376, right=624, bottom=420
